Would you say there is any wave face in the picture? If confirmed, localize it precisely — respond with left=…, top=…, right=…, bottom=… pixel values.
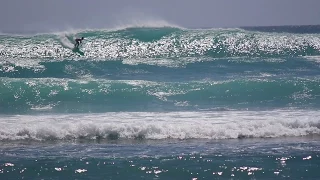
left=1, top=27, right=320, bottom=60
left=0, top=26, right=320, bottom=140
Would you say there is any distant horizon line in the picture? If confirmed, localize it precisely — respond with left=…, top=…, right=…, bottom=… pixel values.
left=197, top=24, right=320, bottom=29
left=1, top=24, right=320, bottom=34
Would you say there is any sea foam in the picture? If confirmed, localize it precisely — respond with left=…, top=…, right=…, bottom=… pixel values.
left=0, top=110, right=319, bottom=141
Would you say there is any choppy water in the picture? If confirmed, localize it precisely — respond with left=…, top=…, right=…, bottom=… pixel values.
left=0, top=25, right=320, bottom=179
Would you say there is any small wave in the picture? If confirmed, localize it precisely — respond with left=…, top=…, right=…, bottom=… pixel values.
left=0, top=110, right=319, bottom=141
left=0, top=78, right=319, bottom=113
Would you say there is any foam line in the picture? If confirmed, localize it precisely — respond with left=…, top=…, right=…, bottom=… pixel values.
left=0, top=110, right=319, bottom=141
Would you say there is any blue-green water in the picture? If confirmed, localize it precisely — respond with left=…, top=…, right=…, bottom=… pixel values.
left=0, top=25, right=320, bottom=179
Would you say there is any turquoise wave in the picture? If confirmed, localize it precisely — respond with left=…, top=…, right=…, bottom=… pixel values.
left=1, top=57, right=319, bottom=80
left=1, top=27, right=320, bottom=114
left=0, top=78, right=319, bottom=113
left=1, top=27, right=320, bottom=60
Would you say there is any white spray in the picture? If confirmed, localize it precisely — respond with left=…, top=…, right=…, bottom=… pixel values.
left=58, top=34, right=75, bottom=49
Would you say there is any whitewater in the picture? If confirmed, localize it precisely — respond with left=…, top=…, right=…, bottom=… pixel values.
left=1, top=25, right=320, bottom=179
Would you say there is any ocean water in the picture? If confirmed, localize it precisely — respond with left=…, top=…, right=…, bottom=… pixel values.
left=0, top=25, right=320, bottom=179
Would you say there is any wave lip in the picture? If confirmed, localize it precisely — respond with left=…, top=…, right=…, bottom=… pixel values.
left=0, top=110, right=319, bottom=141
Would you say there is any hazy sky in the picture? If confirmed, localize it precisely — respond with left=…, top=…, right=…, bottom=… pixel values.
left=1, top=0, right=320, bottom=32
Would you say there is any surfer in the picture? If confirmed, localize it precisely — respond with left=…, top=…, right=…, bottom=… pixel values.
left=74, top=37, right=84, bottom=48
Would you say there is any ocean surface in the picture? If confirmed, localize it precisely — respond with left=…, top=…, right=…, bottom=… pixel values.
left=0, top=25, right=320, bottom=179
